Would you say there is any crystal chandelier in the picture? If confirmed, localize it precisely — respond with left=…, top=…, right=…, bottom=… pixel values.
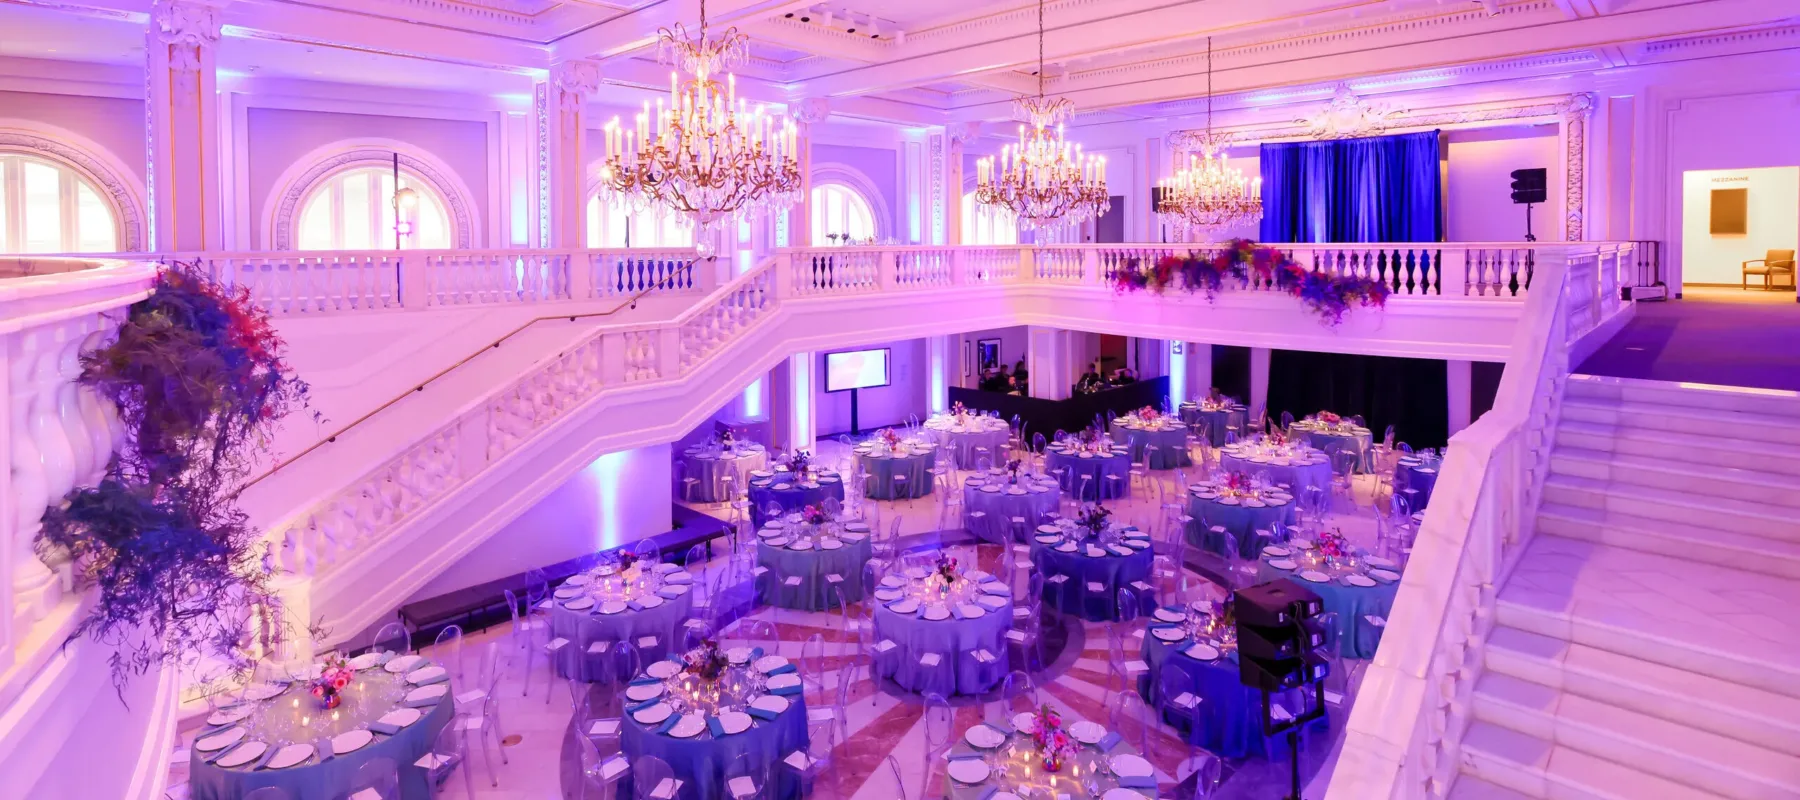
left=597, top=0, right=802, bottom=242
left=1157, top=38, right=1262, bottom=237
left=973, top=0, right=1108, bottom=232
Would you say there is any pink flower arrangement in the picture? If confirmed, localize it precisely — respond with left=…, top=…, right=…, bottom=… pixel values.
left=880, top=428, right=901, bottom=449
left=1317, top=528, right=1348, bottom=560
left=1223, top=471, right=1250, bottom=495
left=309, top=653, right=355, bottom=709
left=802, top=503, right=831, bottom=526
left=1109, top=239, right=1391, bottom=326
left=1138, top=405, right=1161, bottom=422
left=936, top=552, right=960, bottom=585
left=950, top=401, right=968, bottom=419
left=1031, top=703, right=1077, bottom=771
left=1317, top=411, right=1342, bottom=425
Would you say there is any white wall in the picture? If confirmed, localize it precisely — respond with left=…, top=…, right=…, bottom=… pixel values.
left=1680, top=166, right=1800, bottom=286
left=409, top=443, right=673, bottom=598
left=1446, top=125, right=1562, bottom=243
left=813, top=338, right=928, bottom=436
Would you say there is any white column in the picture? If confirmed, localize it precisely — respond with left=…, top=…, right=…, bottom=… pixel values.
left=1249, top=347, right=1272, bottom=417
left=1027, top=327, right=1071, bottom=401
left=1168, top=341, right=1187, bottom=407
left=946, top=123, right=978, bottom=245
left=928, top=336, right=950, bottom=413
left=544, top=61, right=600, bottom=250
left=789, top=99, right=829, bottom=248
left=1447, top=359, right=1474, bottom=438
left=147, top=0, right=227, bottom=251
left=787, top=352, right=816, bottom=452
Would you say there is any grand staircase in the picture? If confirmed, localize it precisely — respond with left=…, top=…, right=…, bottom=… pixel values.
left=1453, top=375, right=1800, bottom=799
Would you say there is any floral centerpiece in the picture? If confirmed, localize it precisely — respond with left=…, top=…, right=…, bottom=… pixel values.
left=1221, top=471, right=1252, bottom=497
left=935, top=552, right=960, bottom=586
left=309, top=653, right=355, bottom=709
left=787, top=449, right=812, bottom=476
left=1005, top=458, right=1022, bottom=482
left=1316, top=528, right=1349, bottom=562
left=950, top=400, right=968, bottom=420
left=1317, top=411, right=1342, bottom=425
left=1030, top=703, right=1078, bottom=772
left=801, top=503, right=831, bottom=526
left=1077, top=504, right=1112, bottom=536
left=1138, top=405, right=1161, bottom=423
left=879, top=428, right=901, bottom=449
left=682, top=639, right=729, bottom=682
left=719, top=428, right=735, bottom=448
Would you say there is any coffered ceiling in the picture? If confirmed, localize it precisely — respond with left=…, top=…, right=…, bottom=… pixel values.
left=2, top=0, right=1796, bottom=124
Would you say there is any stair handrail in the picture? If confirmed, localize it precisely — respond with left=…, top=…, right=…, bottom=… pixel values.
left=238, top=255, right=710, bottom=491
left=1325, top=243, right=1633, bottom=799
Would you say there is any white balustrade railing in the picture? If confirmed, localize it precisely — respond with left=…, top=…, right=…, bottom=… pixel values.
left=1082, top=242, right=1552, bottom=299
left=1325, top=242, right=1634, bottom=800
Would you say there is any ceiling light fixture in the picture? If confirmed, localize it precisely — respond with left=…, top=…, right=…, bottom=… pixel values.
left=1156, top=37, right=1262, bottom=238
left=972, top=0, right=1108, bottom=232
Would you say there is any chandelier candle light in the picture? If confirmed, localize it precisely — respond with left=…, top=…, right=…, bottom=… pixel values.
left=1157, top=38, right=1263, bottom=236
left=598, top=0, right=802, bottom=243
left=973, top=0, right=1109, bottom=232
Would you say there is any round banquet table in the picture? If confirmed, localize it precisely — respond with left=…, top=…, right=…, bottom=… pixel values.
left=755, top=525, right=874, bottom=610
left=618, top=657, right=810, bottom=800
left=939, top=714, right=1158, bottom=798
left=679, top=444, right=767, bottom=503
left=1028, top=524, right=1155, bottom=621
left=747, top=470, right=846, bottom=527
left=870, top=572, right=1012, bottom=696
left=1180, top=403, right=1247, bottom=447
left=189, top=656, right=455, bottom=800
left=549, top=567, right=696, bottom=681
left=924, top=415, right=1012, bottom=469
left=1289, top=421, right=1374, bottom=473
left=1136, top=624, right=1324, bottom=759
left=857, top=446, right=937, bottom=500
left=1256, top=546, right=1401, bottom=659
left=1043, top=446, right=1132, bottom=501
left=1218, top=445, right=1333, bottom=493
left=1109, top=419, right=1192, bottom=469
left=1183, top=483, right=1298, bottom=558
left=1395, top=456, right=1440, bottom=512
left=960, top=476, right=1060, bottom=542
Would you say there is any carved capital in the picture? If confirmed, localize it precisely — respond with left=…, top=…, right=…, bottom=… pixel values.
left=551, top=60, right=602, bottom=115
left=1562, top=91, right=1595, bottom=119
left=948, top=121, right=982, bottom=144
left=152, top=0, right=227, bottom=49
left=1294, top=84, right=1405, bottom=140
left=789, top=97, right=831, bottom=125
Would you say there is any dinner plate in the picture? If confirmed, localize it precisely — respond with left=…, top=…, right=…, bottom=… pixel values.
left=1344, top=574, right=1377, bottom=587
left=1035, top=535, right=1061, bottom=544
left=669, top=714, right=707, bottom=739
left=633, top=703, right=672, bottom=725
left=406, top=665, right=447, bottom=685
left=1069, top=720, right=1107, bottom=745
left=1216, top=496, right=1241, bottom=506
left=754, top=655, right=789, bottom=673
left=626, top=683, right=665, bottom=701
left=975, top=595, right=1009, bottom=610
left=348, top=653, right=383, bottom=670
left=947, top=759, right=991, bottom=784
left=1267, top=557, right=1298, bottom=570
left=873, top=589, right=903, bottom=602
left=195, top=727, right=245, bottom=753
left=980, top=485, right=1001, bottom=493
left=758, top=527, right=785, bottom=538
left=1056, top=541, right=1077, bottom=553
left=888, top=598, right=920, bottom=614
left=904, top=567, right=929, bottom=579
left=1109, top=754, right=1153, bottom=778
left=554, top=587, right=582, bottom=599
left=379, top=707, right=424, bottom=729
left=819, top=538, right=844, bottom=550
left=1108, top=545, right=1133, bottom=557
left=1365, top=555, right=1397, bottom=568
left=957, top=604, right=986, bottom=618
left=207, top=705, right=253, bottom=726
left=764, top=537, right=792, bottom=548
left=1011, top=712, right=1037, bottom=735
left=1085, top=546, right=1106, bottom=558
left=967, top=570, right=992, bottom=582
left=1289, top=538, right=1314, bottom=549
left=788, top=540, right=814, bottom=551
left=638, top=595, right=666, bottom=610
left=1262, top=546, right=1291, bottom=558
left=881, top=575, right=906, bottom=588
left=922, top=604, right=951, bottom=621
left=646, top=661, right=682, bottom=679
left=1298, top=570, right=1330, bottom=583
left=564, top=597, right=595, bottom=611
left=333, top=729, right=374, bottom=755
left=215, top=741, right=267, bottom=769
left=1104, top=789, right=1151, bottom=800
left=1370, top=569, right=1400, bottom=583
left=405, top=684, right=448, bottom=704
left=766, top=673, right=801, bottom=691
left=772, top=483, right=791, bottom=490
left=1006, top=487, right=1027, bottom=496
left=1184, top=643, right=1221, bottom=661
left=721, top=711, right=753, bottom=734
left=383, top=655, right=424, bottom=674
left=598, top=601, right=629, bottom=615
left=1153, top=608, right=1186, bottom=623
left=965, top=725, right=1006, bottom=749
left=750, top=695, right=790, bottom=715
left=727, top=647, right=753, bottom=665
left=1151, top=626, right=1186, bottom=641
left=265, top=744, right=313, bottom=770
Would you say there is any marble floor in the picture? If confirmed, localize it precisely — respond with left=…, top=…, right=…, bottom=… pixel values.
left=170, top=436, right=1396, bottom=799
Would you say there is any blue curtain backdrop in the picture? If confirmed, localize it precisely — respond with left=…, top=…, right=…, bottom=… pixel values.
left=1259, top=131, right=1443, bottom=243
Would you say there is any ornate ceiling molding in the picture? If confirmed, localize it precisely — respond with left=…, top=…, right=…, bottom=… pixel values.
left=0, top=129, right=148, bottom=252
left=271, top=149, right=475, bottom=250
left=1292, top=84, right=1405, bottom=140
left=1640, top=23, right=1800, bottom=56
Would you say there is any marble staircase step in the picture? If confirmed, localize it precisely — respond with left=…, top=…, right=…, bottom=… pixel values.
left=1484, top=625, right=1800, bottom=754
left=1566, top=375, right=1800, bottom=419
left=1496, top=536, right=1800, bottom=699
left=1553, top=420, right=1800, bottom=478
left=1460, top=720, right=1727, bottom=800
left=1447, top=775, right=1536, bottom=800
left=1541, top=474, right=1796, bottom=541
left=1560, top=398, right=1800, bottom=448
left=1549, top=447, right=1800, bottom=509
left=1471, top=671, right=1800, bottom=799
left=1535, top=502, right=1800, bottom=580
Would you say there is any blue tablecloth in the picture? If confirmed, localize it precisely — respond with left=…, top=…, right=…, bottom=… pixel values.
left=1218, top=449, right=1333, bottom=493
left=1256, top=558, right=1399, bottom=659
left=1290, top=423, right=1374, bottom=473
left=619, top=666, right=809, bottom=800
left=872, top=591, right=1009, bottom=696
left=857, top=448, right=937, bottom=500
left=755, top=532, right=873, bottom=610
left=1028, top=532, right=1154, bottom=621
left=551, top=588, right=695, bottom=681
left=1395, top=458, right=1440, bottom=512
left=680, top=445, right=767, bottom=503
left=748, top=471, right=846, bottom=527
left=1181, top=403, right=1247, bottom=446
left=1184, top=490, right=1298, bottom=558
left=1043, top=447, right=1132, bottom=501
left=926, top=423, right=1011, bottom=470
left=961, top=478, right=1060, bottom=542
left=1138, top=632, right=1320, bottom=759
left=1109, top=422, right=1191, bottom=470
left=189, top=662, right=455, bottom=800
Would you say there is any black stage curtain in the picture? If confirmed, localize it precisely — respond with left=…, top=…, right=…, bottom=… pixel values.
left=1266, top=350, right=1449, bottom=448
left=1471, top=361, right=1505, bottom=424
left=1210, top=345, right=1251, bottom=402
left=949, top=377, right=1169, bottom=442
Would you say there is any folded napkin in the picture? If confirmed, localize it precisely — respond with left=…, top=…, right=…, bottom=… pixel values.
left=769, top=684, right=803, bottom=697
left=707, top=716, right=727, bottom=738
left=408, top=670, right=448, bottom=686
left=946, top=751, right=986, bottom=762
left=950, top=605, right=967, bottom=620
left=750, top=647, right=766, bottom=660
left=369, top=718, right=404, bottom=736
left=404, top=691, right=445, bottom=709
left=987, top=720, right=1014, bottom=735
left=747, top=706, right=780, bottom=721
left=1098, top=731, right=1123, bottom=752
left=976, top=786, right=1000, bottom=800
left=656, top=715, right=682, bottom=735
left=627, top=600, right=646, bottom=612
left=1118, top=774, right=1157, bottom=789
left=626, top=698, right=661, bottom=713
left=630, top=677, right=663, bottom=686
left=763, top=663, right=797, bottom=677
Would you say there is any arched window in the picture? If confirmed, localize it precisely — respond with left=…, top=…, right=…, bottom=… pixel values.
left=0, top=152, right=119, bottom=253
left=585, top=194, right=694, bottom=248
left=961, top=190, right=1018, bottom=245
left=294, top=166, right=451, bottom=250
left=811, top=183, right=875, bottom=246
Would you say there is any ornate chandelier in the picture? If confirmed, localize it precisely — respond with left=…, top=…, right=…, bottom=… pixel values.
left=1158, top=38, right=1262, bottom=237
left=597, top=0, right=802, bottom=242
left=973, top=0, right=1108, bottom=232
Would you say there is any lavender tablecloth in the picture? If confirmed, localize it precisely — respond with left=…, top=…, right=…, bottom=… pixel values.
left=961, top=478, right=1061, bottom=542
left=1028, top=529, right=1154, bottom=621
left=1043, top=447, right=1132, bottom=501
left=872, top=588, right=1010, bottom=696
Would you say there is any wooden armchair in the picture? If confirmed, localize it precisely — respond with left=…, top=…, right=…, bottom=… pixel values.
left=1743, top=249, right=1796, bottom=290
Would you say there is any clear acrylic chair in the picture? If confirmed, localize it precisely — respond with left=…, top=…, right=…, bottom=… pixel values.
left=420, top=713, right=474, bottom=798
left=575, top=727, right=627, bottom=800
left=921, top=693, right=954, bottom=793
left=349, top=756, right=400, bottom=798
left=725, top=750, right=771, bottom=800
left=632, top=754, right=680, bottom=800
left=432, top=625, right=464, bottom=681
left=373, top=621, right=409, bottom=656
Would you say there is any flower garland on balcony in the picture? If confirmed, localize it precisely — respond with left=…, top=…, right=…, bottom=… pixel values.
left=40, top=262, right=313, bottom=692
left=1110, top=238, right=1391, bottom=326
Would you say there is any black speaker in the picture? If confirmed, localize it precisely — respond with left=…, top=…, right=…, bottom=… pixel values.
left=1234, top=579, right=1324, bottom=627
left=1234, top=579, right=1329, bottom=693
left=1510, top=168, right=1547, bottom=205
